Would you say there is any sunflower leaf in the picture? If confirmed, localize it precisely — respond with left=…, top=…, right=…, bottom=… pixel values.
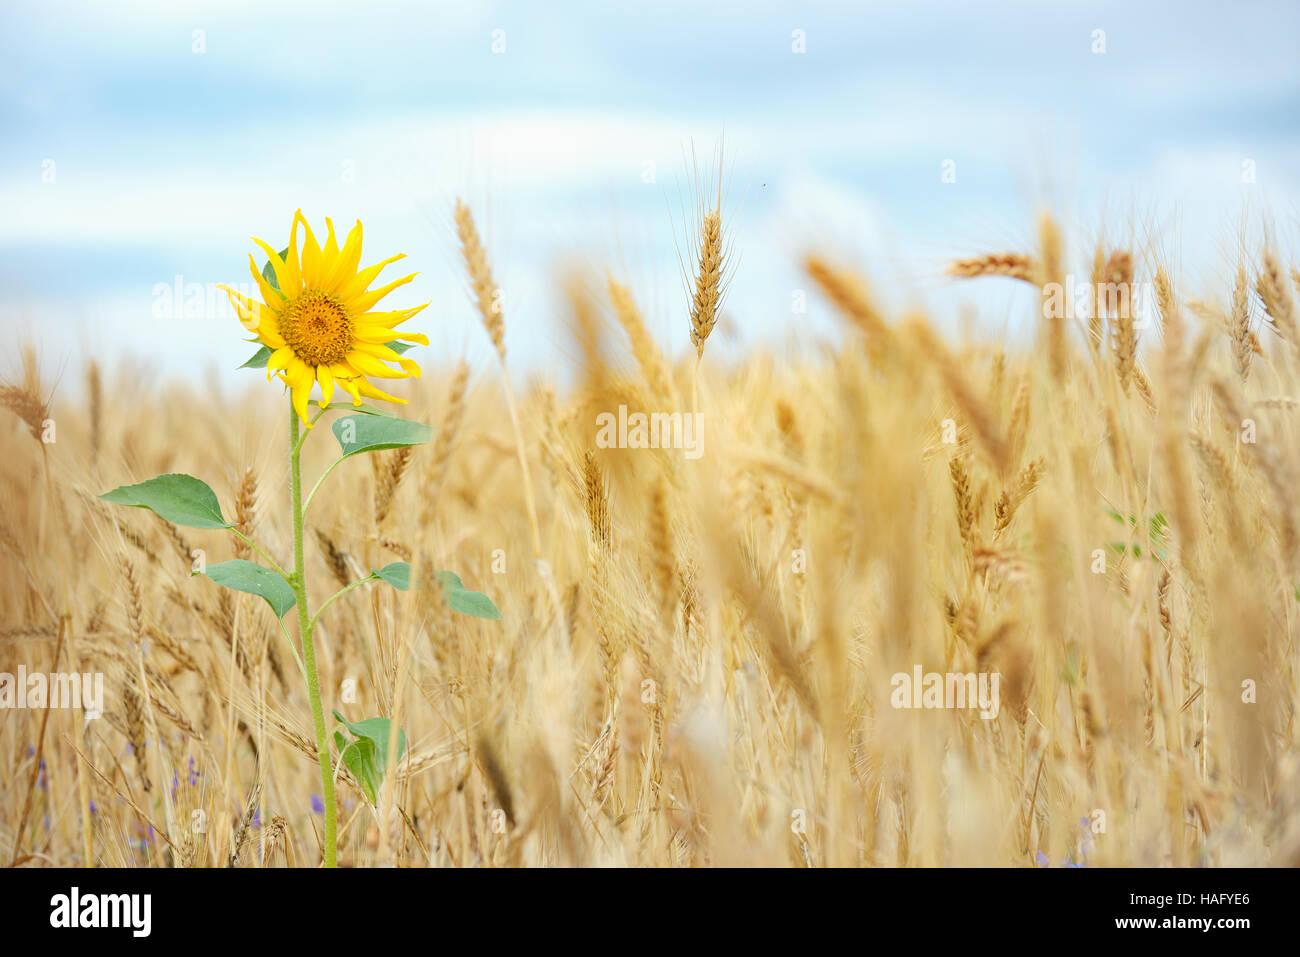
left=435, top=570, right=503, bottom=619
left=389, top=341, right=416, bottom=355
left=240, top=345, right=273, bottom=369
left=372, top=562, right=412, bottom=590
left=196, top=560, right=296, bottom=618
left=100, top=473, right=232, bottom=529
left=261, top=247, right=290, bottom=292
left=333, top=731, right=377, bottom=803
left=371, top=561, right=501, bottom=619
left=333, top=710, right=406, bottom=805
left=331, top=415, right=431, bottom=460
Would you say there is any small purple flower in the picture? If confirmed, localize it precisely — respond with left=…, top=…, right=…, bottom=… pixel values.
left=311, top=794, right=325, bottom=814
left=26, top=745, right=35, bottom=757
left=1069, top=815, right=1096, bottom=866
left=89, top=801, right=98, bottom=816
left=1034, top=850, right=1051, bottom=867
left=251, top=810, right=261, bottom=828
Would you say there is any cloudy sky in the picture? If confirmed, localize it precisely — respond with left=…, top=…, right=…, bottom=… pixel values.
left=2, top=0, right=1298, bottom=384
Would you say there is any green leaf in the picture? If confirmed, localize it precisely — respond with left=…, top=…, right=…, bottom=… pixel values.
left=197, top=560, right=296, bottom=618
left=435, top=570, right=503, bottom=619
left=331, top=415, right=431, bottom=460
left=100, top=474, right=231, bottom=529
left=240, top=344, right=273, bottom=369
left=334, top=731, right=376, bottom=802
left=389, top=341, right=416, bottom=355
left=372, top=562, right=412, bottom=590
left=262, top=246, right=290, bottom=292
left=371, top=562, right=502, bottom=620
left=333, top=710, right=406, bottom=805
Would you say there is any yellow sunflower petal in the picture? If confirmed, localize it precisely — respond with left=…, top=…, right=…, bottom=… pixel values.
left=266, top=346, right=294, bottom=382
left=330, top=366, right=364, bottom=406
left=257, top=321, right=286, bottom=349
left=354, top=301, right=429, bottom=329
left=218, top=284, right=266, bottom=331
left=336, top=254, right=406, bottom=302
left=317, top=365, right=335, bottom=408
left=296, top=210, right=323, bottom=286
left=348, top=344, right=421, bottom=378
left=352, top=326, right=429, bottom=345
left=252, top=238, right=300, bottom=298
left=322, top=220, right=364, bottom=293
left=323, top=218, right=340, bottom=260
left=349, top=272, right=418, bottom=314
left=283, top=360, right=314, bottom=426
left=352, top=312, right=405, bottom=331
left=247, top=254, right=284, bottom=308
left=291, top=378, right=313, bottom=427
left=350, top=341, right=405, bottom=363
left=355, top=379, right=407, bottom=404
left=346, top=350, right=415, bottom=379
left=283, top=213, right=304, bottom=292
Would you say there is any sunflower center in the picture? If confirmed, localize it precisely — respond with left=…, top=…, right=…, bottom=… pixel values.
left=279, top=290, right=353, bottom=366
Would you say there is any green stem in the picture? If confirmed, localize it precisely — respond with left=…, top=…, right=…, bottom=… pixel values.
left=277, top=615, right=307, bottom=682
left=302, top=457, right=345, bottom=516
left=292, top=407, right=329, bottom=457
left=228, top=529, right=290, bottom=581
left=288, top=406, right=337, bottom=867
left=309, top=575, right=376, bottom=633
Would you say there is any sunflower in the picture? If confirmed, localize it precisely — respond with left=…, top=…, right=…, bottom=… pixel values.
left=219, top=210, right=429, bottom=426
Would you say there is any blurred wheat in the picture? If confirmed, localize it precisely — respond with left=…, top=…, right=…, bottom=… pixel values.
left=1, top=213, right=1299, bottom=868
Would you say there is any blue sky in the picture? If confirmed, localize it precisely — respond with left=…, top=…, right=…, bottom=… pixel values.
left=2, top=0, right=1298, bottom=384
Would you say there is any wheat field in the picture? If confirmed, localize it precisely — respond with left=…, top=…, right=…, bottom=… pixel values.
left=2, top=207, right=1299, bottom=868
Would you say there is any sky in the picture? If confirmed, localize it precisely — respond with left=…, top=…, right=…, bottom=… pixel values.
left=2, top=0, right=1298, bottom=387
